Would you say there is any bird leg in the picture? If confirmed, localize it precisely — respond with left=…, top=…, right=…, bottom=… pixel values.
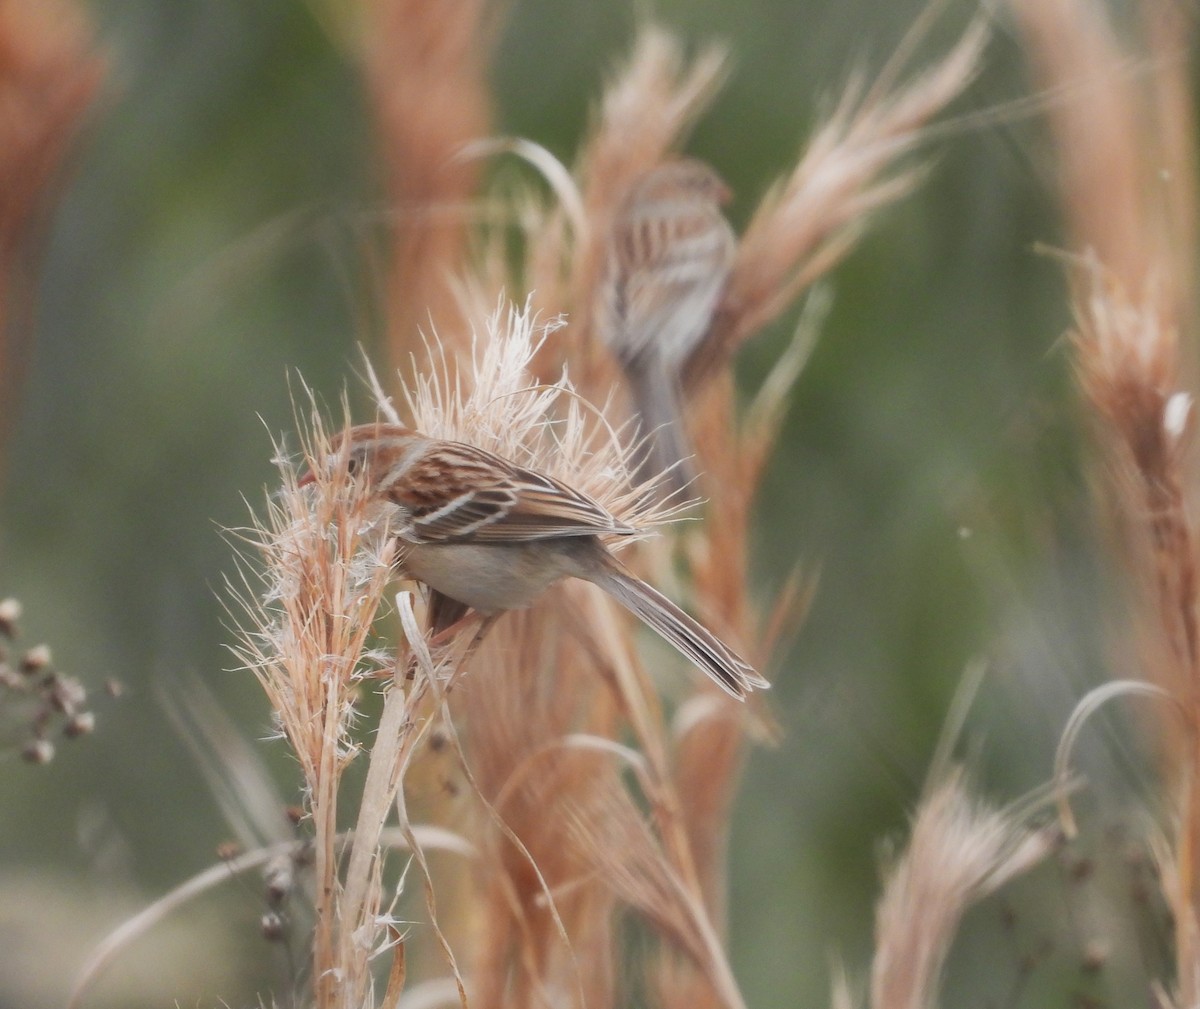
left=403, top=602, right=499, bottom=683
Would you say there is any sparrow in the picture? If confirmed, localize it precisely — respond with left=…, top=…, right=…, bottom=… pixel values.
left=300, top=423, right=767, bottom=699
left=599, top=158, right=737, bottom=497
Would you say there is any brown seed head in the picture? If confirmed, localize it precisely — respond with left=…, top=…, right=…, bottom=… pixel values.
left=21, top=738, right=54, bottom=764
left=63, top=711, right=94, bottom=738
left=19, top=644, right=51, bottom=674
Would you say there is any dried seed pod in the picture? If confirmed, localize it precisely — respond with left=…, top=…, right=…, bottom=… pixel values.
left=0, top=598, right=22, bottom=637
left=20, top=644, right=51, bottom=674
left=21, top=739, right=54, bottom=764
left=63, top=711, right=95, bottom=738
left=263, top=852, right=296, bottom=908
left=260, top=911, right=287, bottom=942
left=291, top=839, right=314, bottom=868
left=1081, top=940, right=1109, bottom=974
left=46, top=674, right=86, bottom=714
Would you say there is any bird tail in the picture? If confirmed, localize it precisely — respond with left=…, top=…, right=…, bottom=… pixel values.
left=626, top=362, right=697, bottom=501
left=592, top=562, right=769, bottom=699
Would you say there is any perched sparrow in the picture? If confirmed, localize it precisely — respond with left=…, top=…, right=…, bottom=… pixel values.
left=301, top=423, right=768, bottom=699
left=599, top=158, right=737, bottom=497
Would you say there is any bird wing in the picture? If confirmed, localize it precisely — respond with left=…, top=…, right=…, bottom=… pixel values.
left=387, top=440, right=634, bottom=544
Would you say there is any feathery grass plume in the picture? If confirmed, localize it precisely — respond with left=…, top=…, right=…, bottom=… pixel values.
left=1068, top=263, right=1193, bottom=710
left=1013, top=0, right=1200, bottom=998
left=683, top=16, right=987, bottom=390
left=456, top=599, right=753, bottom=1009
left=230, top=405, right=393, bottom=1008
left=867, top=770, right=1058, bottom=1009
left=1064, top=261, right=1200, bottom=1002
left=0, top=0, right=104, bottom=466
left=227, top=402, right=478, bottom=1009
left=401, top=301, right=665, bottom=527
left=566, top=784, right=750, bottom=1009
left=75, top=401, right=435, bottom=1007
left=353, top=0, right=494, bottom=370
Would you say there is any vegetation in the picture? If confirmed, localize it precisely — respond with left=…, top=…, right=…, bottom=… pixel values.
left=1, top=0, right=1195, bottom=1007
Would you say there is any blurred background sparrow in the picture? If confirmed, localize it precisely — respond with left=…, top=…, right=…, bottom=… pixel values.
left=598, top=158, right=736, bottom=499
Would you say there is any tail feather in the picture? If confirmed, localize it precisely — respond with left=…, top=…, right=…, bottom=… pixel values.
left=626, top=360, right=696, bottom=500
left=593, top=564, right=768, bottom=699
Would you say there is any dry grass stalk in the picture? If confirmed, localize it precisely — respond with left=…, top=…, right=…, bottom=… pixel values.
left=1152, top=822, right=1200, bottom=1009
left=357, top=0, right=493, bottom=370
left=228, top=404, right=486, bottom=1009
left=1012, top=0, right=1157, bottom=294
left=1070, top=264, right=1193, bottom=698
left=1066, top=261, right=1200, bottom=1000
left=462, top=631, right=625, bottom=1008
left=1140, top=0, right=1198, bottom=344
left=868, top=771, right=1058, bottom=1009
left=68, top=821, right=474, bottom=1008
left=1011, top=0, right=1194, bottom=324
left=0, top=0, right=104, bottom=464
left=1013, top=0, right=1200, bottom=998
left=565, top=785, right=749, bottom=1009
left=231, top=409, right=394, bottom=1009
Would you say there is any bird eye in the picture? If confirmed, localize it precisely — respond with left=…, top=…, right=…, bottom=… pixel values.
left=347, top=455, right=360, bottom=476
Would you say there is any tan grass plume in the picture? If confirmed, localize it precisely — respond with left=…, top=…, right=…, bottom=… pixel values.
left=868, top=770, right=1058, bottom=1009
left=0, top=0, right=104, bottom=468
left=1015, top=0, right=1200, bottom=1000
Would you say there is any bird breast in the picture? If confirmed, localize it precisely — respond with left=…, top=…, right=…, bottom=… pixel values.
left=399, top=538, right=595, bottom=614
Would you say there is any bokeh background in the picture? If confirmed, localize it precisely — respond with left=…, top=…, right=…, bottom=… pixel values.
left=0, top=0, right=1160, bottom=1005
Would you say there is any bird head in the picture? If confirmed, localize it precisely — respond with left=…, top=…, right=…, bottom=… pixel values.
left=297, top=423, right=420, bottom=493
left=630, top=158, right=733, bottom=208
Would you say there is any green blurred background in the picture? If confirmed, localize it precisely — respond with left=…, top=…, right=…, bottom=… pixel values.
left=0, top=0, right=1153, bottom=1005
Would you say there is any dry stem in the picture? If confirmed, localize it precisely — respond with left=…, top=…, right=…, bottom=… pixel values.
left=1014, top=0, right=1200, bottom=997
